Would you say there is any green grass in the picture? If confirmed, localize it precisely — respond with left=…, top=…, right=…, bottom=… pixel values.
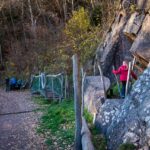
left=112, top=84, right=119, bottom=96
left=84, top=108, right=93, bottom=124
left=33, top=96, right=75, bottom=150
left=33, top=96, right=51, bottom=105
left=34, top=97, right=107, bottom=150
left=107, top=83, right=120, bottom=98
left=90, top=126, right=107, bottom=150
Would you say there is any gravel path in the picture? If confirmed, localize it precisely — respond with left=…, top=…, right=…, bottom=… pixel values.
left=0, top=89, right=47, bottom=150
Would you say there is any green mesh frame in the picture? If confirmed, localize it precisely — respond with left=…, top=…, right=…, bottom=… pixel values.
left=31, top=73, right=64, bottom=99
left=31, top=76, right=41, bottom=94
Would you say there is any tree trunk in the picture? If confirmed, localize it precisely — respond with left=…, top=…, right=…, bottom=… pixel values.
left=28, top=0, right=36, bottom=36
left=0, top=45, right=3, bottom=65
left=21, top=0, right=27, bottom=49
left=91, top=0, right=95, bottom=8
left=63, top=0, right=67, bottom=21
left=9, top=1, right=16, bottom=39
left=71, top=0, right=74, bottom=12
left=125, top=62, right=131, bottom=97
left=72, top=54, right=82, bottom=150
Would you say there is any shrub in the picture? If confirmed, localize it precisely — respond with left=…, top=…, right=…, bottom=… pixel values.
left=118, top=143, right=136, bottom=150
left=64, top=7, right=100, bottom=65
left=91, top=5, right=102, bottom=26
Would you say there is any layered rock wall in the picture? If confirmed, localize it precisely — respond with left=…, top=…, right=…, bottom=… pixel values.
left=96, top=0, right=150, bottom=81
left=94, top=0, right=150, bottom=149
left=95, top=66, right=150, bottom=150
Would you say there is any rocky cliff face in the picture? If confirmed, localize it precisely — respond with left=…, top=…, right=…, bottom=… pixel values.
left=96, top=67, right=150, bottom=150
left=96, top=0, right=150, bottom=81
left=94, top=0, right=150, bottom=149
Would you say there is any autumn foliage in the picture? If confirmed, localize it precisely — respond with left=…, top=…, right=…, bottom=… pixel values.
left=0, top=0, right=119, bottom=78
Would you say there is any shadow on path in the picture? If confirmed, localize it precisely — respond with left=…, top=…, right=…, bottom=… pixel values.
left=0, top=89, right=47, bottom=150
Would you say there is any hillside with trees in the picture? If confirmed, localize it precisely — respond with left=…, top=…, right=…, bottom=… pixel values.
left=0, top=0, right=119, bottom=78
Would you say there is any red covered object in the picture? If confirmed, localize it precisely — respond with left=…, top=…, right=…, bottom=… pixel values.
left=112, top=65, right=137, bottom=81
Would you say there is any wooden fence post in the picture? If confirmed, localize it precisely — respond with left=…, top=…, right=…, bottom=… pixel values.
left=52, top=78, right=54, bottom=100
left=125, top=62, right=132, bottom=97
left=65, top=75, right=68, bottom=99
left=81, top=68, right=86, bottom=116
left=97, top=63, right=106, bottom=99
left=0, top=45, right=3, bottom=65
left=72, top=54, right=82, bottom=150
left=112, top=66, right=122, bottom=97
left=132, top=57, right=136, bottom=70
left=61, top=75, right=64, bottom=101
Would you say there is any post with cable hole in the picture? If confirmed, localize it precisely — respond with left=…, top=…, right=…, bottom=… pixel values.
left=72, top=54, right=82, bottom=150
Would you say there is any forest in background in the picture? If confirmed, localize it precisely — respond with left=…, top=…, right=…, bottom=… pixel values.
left=0, top=0, right=120, bottom=78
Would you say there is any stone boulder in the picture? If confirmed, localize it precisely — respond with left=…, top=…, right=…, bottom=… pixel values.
left=123, top=12, right=145, bottom=40
left=136, top=0, right=150, bottom=11
left=122, top=0, right=150, bottom=11
left=96, top=11, right=132, bottom=81
left=96, top=0, right=150, bottom=82
left=95, top=67, right=150, bottom=150
left=95, top=99, right=123, bottom=134
left=84, top=76, right=110, bottom=115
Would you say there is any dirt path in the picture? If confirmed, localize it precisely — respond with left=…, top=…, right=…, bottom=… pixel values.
left=0, top=89, right=47, bottom=150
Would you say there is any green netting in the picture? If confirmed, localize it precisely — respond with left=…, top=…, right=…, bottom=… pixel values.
left=31, top=76, right=41, bottom=94
left=31, top=73, right=64, bottom=99
left=46, top=76, right=62, bottom=95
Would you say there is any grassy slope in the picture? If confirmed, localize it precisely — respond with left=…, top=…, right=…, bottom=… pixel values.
left=33, top=96, right=75, bottom=150
left=33, top=96, right=107, bottom=150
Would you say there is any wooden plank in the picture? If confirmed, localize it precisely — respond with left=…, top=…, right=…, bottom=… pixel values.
left=134, top=64, right=144, bottom=73
left=132, top=57, right=136, bottom=70
left=72, top=54, right=82, bottom=150
left=134, top=54, right=148, bottom=67
left=81, top=117, right=95, bottom=150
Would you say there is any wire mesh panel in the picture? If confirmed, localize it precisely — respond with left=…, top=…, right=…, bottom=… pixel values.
left=31, top=73, right=64, bottom=100
left=31, top=76, right=41, bottom=94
